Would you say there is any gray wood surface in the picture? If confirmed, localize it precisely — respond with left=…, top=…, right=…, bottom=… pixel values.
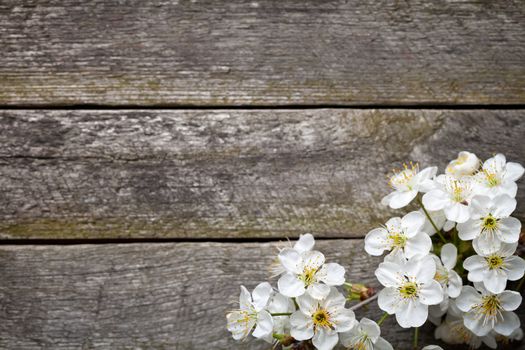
left=2, top=239, right=517, bottom=350
left=1, top=1, right=524, bottom=106
left=1, top=109, right=524, bottom=239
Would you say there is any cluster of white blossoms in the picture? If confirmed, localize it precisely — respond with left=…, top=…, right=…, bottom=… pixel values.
left=366, top=152, right=525, bottom=349
left=227, top=234, right=395, bottom=350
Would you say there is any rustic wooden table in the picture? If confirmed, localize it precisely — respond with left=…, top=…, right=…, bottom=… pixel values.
left=0, top=1, right=524, bottom=349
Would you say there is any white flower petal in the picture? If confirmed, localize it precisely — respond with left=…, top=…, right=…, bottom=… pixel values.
left=294, top=233, right=315, bottom=253
left=278, top=273, right=305, bottom=297
left=499, top=291, right=522, bottom=311
left=375, top=262, right=402, bottom=288
left=406, top=255, right=436, bottom=284
left=505, top=256, right=525, bottom=280
left=404, top=232, right=432, bottom=259
left=483, top=269, right=507, bottom=294
left=457, top=220, right=481, bottom=241
left=444, top=202, right=470, bottom=223
left=332, top=308, right=356, bottom=333
left=359, top=318, right=380, bottom=342
left=312, top=328, right=339, bottom=350
left=473, top=236, right=501, bottom=255
left=318, top=263, right=345, bottom=286
left=419, top=280, right=444, bottom=305
left=492, top=194, right=517, bottom=218
left=402, top=211, right=426, bottom=237
left=307, top=282, right=331, bottom=300
left=387, top=190, right=418, bottom=209
left=497, top=217, right=521, bottom=243
left=378, top=287, right=398, bottom=314
left=447, top=270, right=463, bottom=298
left=290, top=311, right=314, bottom=340
left=302, top=250, right=326, bottom=270
left=252, top=310, right=273, bottom=339
left=239, top=285, right=252, bottom=310
left=375, top=337, right=394, bottom=350
left=395, top=300, right=428, bottom=328
left=365, top=228, right=390, bottom=256
left=278, top=248, right=303, bottom=274
left=456, top=286, right=481, bottom=312
left=251, top=282, right=273, bottom=311
left=463, top=255, right=486, bottom=282
left=493, top=311, right=521, bottom=336
left=296, top=291, right=319, bottom=315
left=464, top=310, right=492, bottom=336
left=423, top=190, right=449, bottom=211
left=440, top=243, right=457, bottom=271
left=504, top=162, right=525, bottom=182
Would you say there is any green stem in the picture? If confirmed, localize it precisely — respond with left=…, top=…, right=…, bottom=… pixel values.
left=377, top=312, right=389, bottom=326
left=413, top=327, right=419, bottom=350
left=271, top=312, right=292, bottom=316
left=417, top=196, right=447, bottom=244
left=344, top=282, right=353, bottom=289
left=292, top=297, right=299, bottom=310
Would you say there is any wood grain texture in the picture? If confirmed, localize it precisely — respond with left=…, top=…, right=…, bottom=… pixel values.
left=2, top=239, right=521, bottom=349
left=1, top=109, right=524, bottom=239
left=1, top=0, right=525, bottom=106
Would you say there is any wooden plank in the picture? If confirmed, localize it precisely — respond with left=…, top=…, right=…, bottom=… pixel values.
left=1, top=1, right=524, bottom=106
left=1, top=109, right=524, bottom=239
left=3, top=239, right=519, bottom=349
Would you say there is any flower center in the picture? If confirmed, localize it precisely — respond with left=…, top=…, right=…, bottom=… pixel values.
left=312, top=308, right=333, bottom=329
left=299, top=267, right=318, bottom=286
left=388, top=232, right=407, bottom=248
left=482, top=169, right=501, bottom=187
left=399, top=281, right=419, bottom=299
left=474, top=295, right=502, bottom=319
left=486, top=255, right=504, bottom=270
left=482, top=215, right=498, bottom=230
left=434, top=267, right=449, bottom=284
left=348, top=336, right=373, bottom=350
left=388, top=162, right=419, bottom=190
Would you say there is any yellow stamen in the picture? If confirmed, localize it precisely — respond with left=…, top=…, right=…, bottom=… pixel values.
left=399, top=281, right=419, bottom=299
left=388, top=232, right=407, bottom=248
left=312, top=308, right=333, bottom=329
left=482, top=169, right=500, bottom=187
left=299, top=267, right=318, bottom=286
left=388, top=162, right=419, bottom=189
left=486, top=255, right=504, bottom=270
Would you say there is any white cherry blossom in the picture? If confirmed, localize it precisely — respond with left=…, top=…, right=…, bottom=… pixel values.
left=456, top=283, right=522, bottom=337
left=365, top=211, right=431, bottom=259
left=422, top=174, right=474, bottom=223
left=227, top=282, right=274, bottom=342
left=463, top=241, right=525, bottom=294
left=375, top=254, right=444, bottom=328
left=277, top=249, right=345, bottom=299
left=339, top=318, right=393, bottom=350
left=382, top=163, right=437, bottom=209
left=421, top=346, right=443, bottom=350
left=434, top=300, right=497, bottom=349
left=446, top=151, right=480, bottom=178
left=291, top=287, right=356, bottom=350
left=473, top=154, right=524, bottom=198
left=270, top=233, right=315, bottom=277
left=457, top=194, right=521, bottom=254
left=428, top=243, right=463, bottom=321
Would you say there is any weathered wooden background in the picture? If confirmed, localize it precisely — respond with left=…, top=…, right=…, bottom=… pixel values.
left=0, top=1, right=524, bottom=349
